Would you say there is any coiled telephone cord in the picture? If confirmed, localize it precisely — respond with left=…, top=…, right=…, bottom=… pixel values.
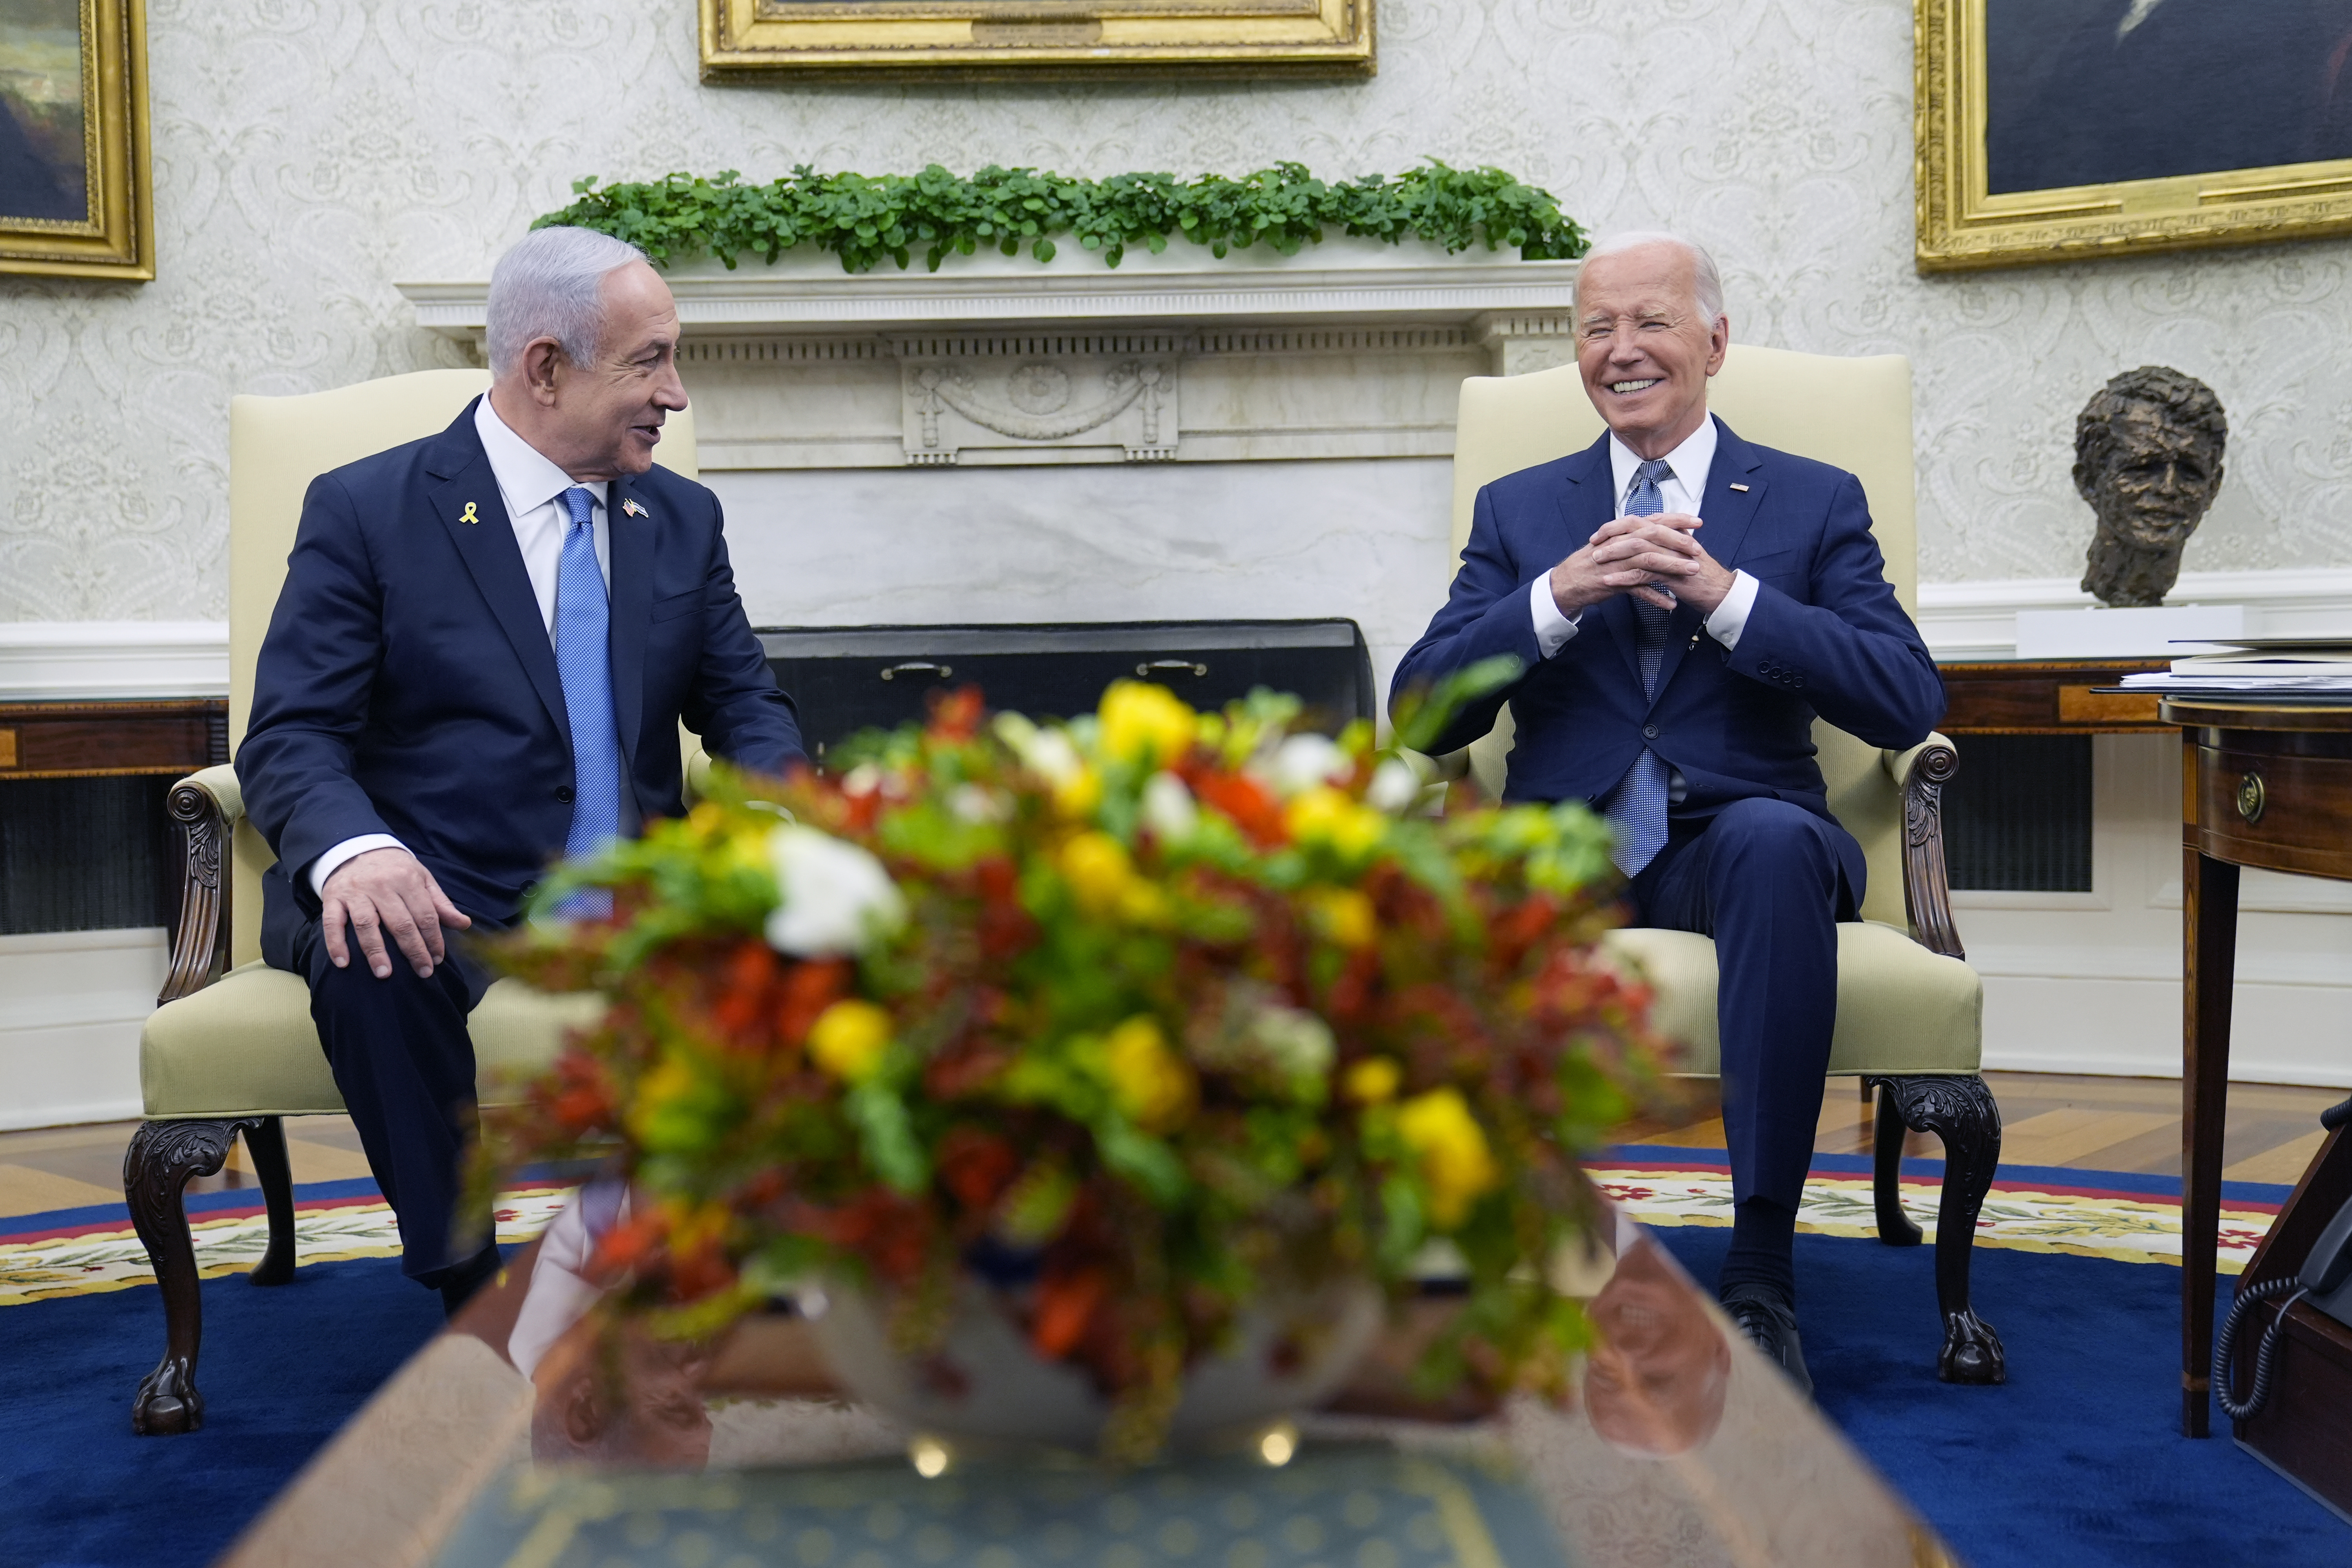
left=2214, top=1276, right=2311, bottom=1422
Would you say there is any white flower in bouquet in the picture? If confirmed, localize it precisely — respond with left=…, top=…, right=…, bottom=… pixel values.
left=993, top=712, right=1084, bottom=786
left=1367, top=757, right=1423, bottom=814
left=766, top=824, right=907, bottom=958
left=1140, top=771, right=1199, bottom=842
left=1266, top=733, right=1351, bottom=798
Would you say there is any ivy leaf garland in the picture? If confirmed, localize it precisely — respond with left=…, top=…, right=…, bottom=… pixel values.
left=534, top=161, right=1588, bottom=276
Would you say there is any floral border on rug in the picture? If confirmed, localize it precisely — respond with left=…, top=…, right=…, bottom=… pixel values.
left=1589, top=1166, right=2276, bottom=1274
left=0, top=1164, right=2279, bottom=1307
left=0, top=1187, right=572, bottom=1307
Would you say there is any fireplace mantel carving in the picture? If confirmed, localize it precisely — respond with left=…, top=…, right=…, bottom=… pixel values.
left=400, top=242, right=1579, bottom=471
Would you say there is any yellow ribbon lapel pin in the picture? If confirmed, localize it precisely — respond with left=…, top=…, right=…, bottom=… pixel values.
left=457, top=501, right=481, bottom=525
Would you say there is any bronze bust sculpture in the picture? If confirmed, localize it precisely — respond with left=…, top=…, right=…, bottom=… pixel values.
left=2073, top=366, right=2228, bottom=608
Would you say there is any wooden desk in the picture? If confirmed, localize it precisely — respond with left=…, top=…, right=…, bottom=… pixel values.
left=2167, top=699, right=2352, bottom=1504
left=1937, top=659, right=2170, bottom=734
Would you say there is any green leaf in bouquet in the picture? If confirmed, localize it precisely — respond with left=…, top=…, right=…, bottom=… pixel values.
left=1388, top=653, right=1524, bottom=757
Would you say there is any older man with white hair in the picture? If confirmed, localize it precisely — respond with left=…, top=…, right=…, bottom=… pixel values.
left=241, top=227, right=804, bottom=1314
left=1392, top=231, right=1944, bottom=1392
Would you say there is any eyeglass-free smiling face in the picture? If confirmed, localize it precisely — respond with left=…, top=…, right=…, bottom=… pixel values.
left=1573, top=241, right=1729, bottom=461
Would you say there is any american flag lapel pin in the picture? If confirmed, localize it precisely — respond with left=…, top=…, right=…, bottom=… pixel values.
left=1729, top=483, right=1751, bottom=492
left=622, top=498, right=648, bottom=519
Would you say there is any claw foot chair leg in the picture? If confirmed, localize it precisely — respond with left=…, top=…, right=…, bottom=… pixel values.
left=124, top=1116, right=267, bottom=1434
left=1865, top=1074, right=2007, bottom=1385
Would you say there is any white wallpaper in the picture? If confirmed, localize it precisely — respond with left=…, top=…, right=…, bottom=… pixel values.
left=8, top=0, right=2352, bottom=620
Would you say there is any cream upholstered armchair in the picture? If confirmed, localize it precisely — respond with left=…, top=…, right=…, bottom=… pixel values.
left=1436, top=347, right=2004, bottom=1386
left=125, top=370, right=701, bottom=1434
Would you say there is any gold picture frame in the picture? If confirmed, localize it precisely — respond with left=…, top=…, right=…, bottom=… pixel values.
left=1917, top=0, right=2352, bottom=272
left=700, top=0, right=1373, bottom=81
left=0, top=0, right=150, bottom=279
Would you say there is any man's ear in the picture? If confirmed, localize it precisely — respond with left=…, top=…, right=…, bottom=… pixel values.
left=2072, top=457, right=2099, bottom=504
left=521, top=337, right=566, bottom=407
left=561, top=1373, right=608, bottom=1446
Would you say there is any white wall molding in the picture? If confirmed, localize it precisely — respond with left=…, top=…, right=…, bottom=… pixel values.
left=0, top=927, right=163, bottom=1131
left=0, top=621, right=229, bottom=701
left=1920, top=568, right=2352, bottom=659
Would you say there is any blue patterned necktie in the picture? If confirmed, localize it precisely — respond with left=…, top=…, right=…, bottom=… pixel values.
left=1603, top=458, right=1675, bottom=878
left=555, top=486, right=621, bottom=915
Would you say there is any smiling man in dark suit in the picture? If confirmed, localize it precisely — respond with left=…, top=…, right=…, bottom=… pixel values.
left=241, top=226, right=804, bottom=1314
left=1391, top=232, right=1944, bottom=1392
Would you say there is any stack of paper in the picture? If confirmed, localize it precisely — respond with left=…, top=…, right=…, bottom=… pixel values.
left=2116, top=640, right=2352, bottom=695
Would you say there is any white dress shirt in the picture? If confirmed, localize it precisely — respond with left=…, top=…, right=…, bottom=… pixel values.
left=306, top=394, right=616, bottom=896
left=1527, top=415, right=1761, bottom=657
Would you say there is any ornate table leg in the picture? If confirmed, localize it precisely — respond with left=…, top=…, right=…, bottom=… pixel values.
left=1867, top=1073, right=2007, bottom=1385
left=124, top=1117, right=260, bottom=1434
left=2182, top=847, right=2240, bottom=1437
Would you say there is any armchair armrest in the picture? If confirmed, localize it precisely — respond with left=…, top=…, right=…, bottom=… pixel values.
left=686, top=748, right=713, bottom=806
left=160, top=765, right=242, bottom=1005
left=1884, top=733, right=1964, bottom=961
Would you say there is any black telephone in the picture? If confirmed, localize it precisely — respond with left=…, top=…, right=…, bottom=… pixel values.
left=2218, top=1095, right=2352, bottom=1421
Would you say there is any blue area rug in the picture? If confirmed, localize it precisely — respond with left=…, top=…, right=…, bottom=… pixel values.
left=3, top=1186, right=2347, bottom=1567
left=0, top=1248, right=443, bottom=1568
left=1655, top=1226, right=2348, bottom=1568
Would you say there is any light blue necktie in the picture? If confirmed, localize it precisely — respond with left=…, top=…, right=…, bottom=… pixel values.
left=555, top=486, right=621, bottom=915
left=1603, top=458, right=1675, bottom=878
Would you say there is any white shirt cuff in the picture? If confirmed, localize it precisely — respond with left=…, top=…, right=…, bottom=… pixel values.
left=1704, top=570, right=1761, bottom=651
left=309, top=834, right=410, bottom=897
left=1529, top=575, right=1583, bottom=659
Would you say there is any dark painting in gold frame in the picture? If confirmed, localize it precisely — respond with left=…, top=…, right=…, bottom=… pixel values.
left=0, top=0, right=149, bottom=279
left=701, top=0, right=1373, bottom=80
left=1918, top=0, right=2352, bottom=272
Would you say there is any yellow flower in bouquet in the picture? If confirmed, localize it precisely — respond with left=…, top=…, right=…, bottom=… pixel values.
left=1102, top=1016, right=1196, bottom=1132
left=808, top=998, right=893, bottom=1083
left=1098, top=680, right=1198, bottom=766
left=1396, top=1087, right=1502, bottom=1226
left=1343, top=1056, right=1402, bottom=1105
left=1059, top=831, right=1166, bottom=923
left=1285, top=786, right=1388, bottom=859
left=1306, top=886, right=1378, bottom=948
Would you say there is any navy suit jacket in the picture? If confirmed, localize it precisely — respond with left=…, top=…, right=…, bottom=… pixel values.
left=241, top=399, right=804, bottom=940
left=1389, top=418, right=1943, bottom=900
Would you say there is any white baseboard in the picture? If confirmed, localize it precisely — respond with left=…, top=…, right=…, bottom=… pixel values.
left=0, top=621, right=229, bottom=700
left=1980, top=973, right=2352, bottom=1088
left=0, top=929, right=162, bottom=1131
left=1920, top=566, right=2352, bottom=659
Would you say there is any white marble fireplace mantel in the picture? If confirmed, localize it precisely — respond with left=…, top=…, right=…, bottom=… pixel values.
left=397, top=240, right=1580, bottom=470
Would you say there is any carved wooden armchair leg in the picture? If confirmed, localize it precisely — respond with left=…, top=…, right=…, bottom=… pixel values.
left=1864, top=1073, right=2007, bottom=1385
left=124, top=1115, right=277, bottom=1434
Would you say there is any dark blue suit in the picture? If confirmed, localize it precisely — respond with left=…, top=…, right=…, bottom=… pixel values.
left=242, top=399, right=803, bottom=1281
left=1392, top=418, right=1942, bottom=1227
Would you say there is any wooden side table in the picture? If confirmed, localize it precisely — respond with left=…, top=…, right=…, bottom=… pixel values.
left=2166, top=699, right=2352, bottom=1506
left=1935, top=659, right=2171, bottom=734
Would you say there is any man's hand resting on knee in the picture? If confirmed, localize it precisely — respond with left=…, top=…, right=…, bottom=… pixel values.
left=321, top=848, right=472, bottom=980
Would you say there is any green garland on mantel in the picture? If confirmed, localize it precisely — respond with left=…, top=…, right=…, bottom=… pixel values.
left=534, top=162, right=1588, bottom=276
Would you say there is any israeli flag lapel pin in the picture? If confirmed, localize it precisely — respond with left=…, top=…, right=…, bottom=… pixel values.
left=622, top=498, right=648, bottom=519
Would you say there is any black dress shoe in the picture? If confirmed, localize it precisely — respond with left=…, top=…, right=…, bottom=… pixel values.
left=1721, top=1285, right=1813, bottom=1398
left=436, top=1243, right=504, bottom=1320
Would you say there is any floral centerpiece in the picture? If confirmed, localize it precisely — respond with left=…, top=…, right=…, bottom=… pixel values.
left=479, top=671, right=1668, bottom=1460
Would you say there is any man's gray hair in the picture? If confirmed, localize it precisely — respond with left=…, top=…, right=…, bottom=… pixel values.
left=1574, top=230, right=1726, bottom=324
left=485, top=226, right=649, bottom=377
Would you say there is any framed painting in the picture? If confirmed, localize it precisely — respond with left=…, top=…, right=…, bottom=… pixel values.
left=1918, top=0, right=2352, bottom=271
left=0, top=0, right=149, bottom=279
left=699, top=0, right=1374, bottom=80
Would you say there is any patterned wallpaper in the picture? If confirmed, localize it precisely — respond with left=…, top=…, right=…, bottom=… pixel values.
left=7, top=0, right=2351, bottom=620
